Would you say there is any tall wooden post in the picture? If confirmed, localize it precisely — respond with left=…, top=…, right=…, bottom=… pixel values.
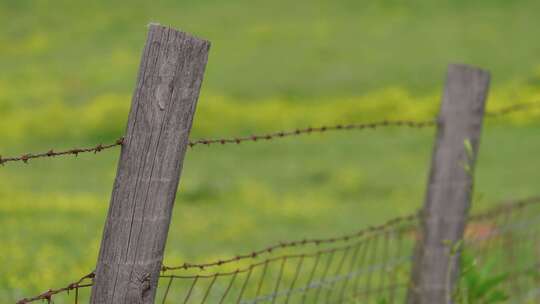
left=90, top=24, right=210, bottom=304
left=407, top=64, right=490, bottom=304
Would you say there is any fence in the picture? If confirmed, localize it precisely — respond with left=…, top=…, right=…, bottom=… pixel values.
left=0, top=101, right=535, bottom=166
left=5, top=24, right=540, bottom=304
left=15, top=197, right=540, bottom=304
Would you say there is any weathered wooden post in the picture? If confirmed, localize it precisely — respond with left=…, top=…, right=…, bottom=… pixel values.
left=407, top=64, right=490, bottom=304
left=90, top=24, right=210, bottom=304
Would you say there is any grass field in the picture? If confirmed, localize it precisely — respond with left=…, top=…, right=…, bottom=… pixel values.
left=1, top=0, right=540, bottom=302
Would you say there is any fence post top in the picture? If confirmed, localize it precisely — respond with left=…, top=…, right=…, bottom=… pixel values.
left=146, top=22, right=211, bottom=46
left=447, top=63, right=490, bottom=76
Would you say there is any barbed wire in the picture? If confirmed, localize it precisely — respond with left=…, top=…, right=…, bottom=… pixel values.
left=161, top=242, right=371, bottom=280
left=0, top=138, right=125, bottom=166
left=468, top=195, right=540, bottom=221
left=15, top=195, right=540, bottom=303
left=15, top=272, right=94, bottom=304
left=134, top=194, right=540, bottom=304
left=0, top=101, right=538, bottom=166
left=0, top=120, right=433, bottom=166
left=187, top=119, right=435, bottom=148
left=160, top=212, right=419, bottom=272
left=484, top=101, right=539, bottom=118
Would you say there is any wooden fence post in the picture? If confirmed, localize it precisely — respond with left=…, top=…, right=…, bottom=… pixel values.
left=407, top=64, right=490, bottom=304
left=90, top=24, right=210, bottom=304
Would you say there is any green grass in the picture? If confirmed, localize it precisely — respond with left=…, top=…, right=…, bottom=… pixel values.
left=1, top=0, right=540, bottom=302
left=2, top=0, right=540, bottom=104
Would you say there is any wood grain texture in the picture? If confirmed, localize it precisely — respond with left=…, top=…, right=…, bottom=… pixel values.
left=407, top=64, right=490, bottom=304
left=90, top=24, right=210, bottom=304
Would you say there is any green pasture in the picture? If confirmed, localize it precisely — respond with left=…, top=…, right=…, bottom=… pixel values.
left=1, top=0, right=540, bottom=302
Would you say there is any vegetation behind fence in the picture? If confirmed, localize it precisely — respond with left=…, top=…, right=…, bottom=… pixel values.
left=0, top=2, right=538, bottom=299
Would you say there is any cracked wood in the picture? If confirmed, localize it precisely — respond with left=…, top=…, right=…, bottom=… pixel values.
left=90, top=24, right=210, bottom=304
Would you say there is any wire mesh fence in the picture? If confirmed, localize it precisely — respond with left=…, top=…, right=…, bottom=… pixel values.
left=16, top=196, right=540, bottom=304
left=462, top=197, right=540, bottom=303
left=156, top=214, right=418, bottom=304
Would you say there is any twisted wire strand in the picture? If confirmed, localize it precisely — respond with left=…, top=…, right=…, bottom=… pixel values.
left=484, top=101, right=540, bottom=118
left=162, top=243, right=357, bottom=280
left=15, top=272, right=94, bottom=304
left=187, top=119, right=435, bottom=148
left=1, top=101, right=537, bottom=166
left=160, top=212, right=419, bottom=272
left=0, top=120, right=433, bottom=166
left=468, top=196, right=540, bottom=221
left=0, top=138, right=125, bottom=166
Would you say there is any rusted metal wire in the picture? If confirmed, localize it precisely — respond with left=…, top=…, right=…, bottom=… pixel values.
left=14, top=195, right=540, bottom=303
left=468, top=195, right=540, bottom=221
left=162, top=243, right=361, bottom=280
left=187, top=119, right=435, bottom=148
left=1, top=101, right=537, bottom=166
left=160, top=212, right=419, bottom=272
left=15, top=272, right=94, bottom=304
left=0, top=138, right=125, bottom=166
left=484, top=101, right=540, bottom=118
left=0, top=120, right=433, bottom=166
left=13, top=210, right=419, bottom=304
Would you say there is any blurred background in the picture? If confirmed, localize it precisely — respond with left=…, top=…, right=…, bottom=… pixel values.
left=1, top=0, right=540, bottom=301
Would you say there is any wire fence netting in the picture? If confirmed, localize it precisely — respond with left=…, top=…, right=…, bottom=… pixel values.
left=462, top=197, right=540, bottom=303
left=16, top=196, right=540, bottom=304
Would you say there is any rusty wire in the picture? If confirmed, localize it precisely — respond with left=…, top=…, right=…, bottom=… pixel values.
left=0, top=120, right=433, bottom=166
left=161, top=243, right=366, bottom=280
left=160, top=212, right=419, bottom=272
left=12, top=212, right=416, bottom=303
left=15, top=272, right=94, bottom=304
left=1, top=101, right=538, bottom=166
left=484, top=101, right=540, bottom=118
left=159, top=195, right=540, bottom=304
left=187, top=119, right=435, bottom=148
left=157, top=228, right=415, bottom=304
left=159, top=194, right=540, bottom=274
left=468, top=195, right=540, bottom=221
left=16, top=195, right=540, bottom=303
left=0, top=138, right=125, bottom=166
